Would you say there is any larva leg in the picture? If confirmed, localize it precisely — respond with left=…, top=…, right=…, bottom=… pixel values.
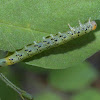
left=79, top=20, right=82, bottom=27
left=58, top=32, right=62, bottom=35
left=0, top=73, right=33, bottom=100
left=68, top=24, right=75, bottom=31
left=88, top=17, right=91, bottom=23
left=42, top=37, right=45, bottom=40
left=33, top=41, right=37, bottom=44
left=50, top=34, right=54, bottom=38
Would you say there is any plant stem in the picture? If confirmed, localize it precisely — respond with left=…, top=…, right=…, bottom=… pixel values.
left=0, top=73, right=33, bottom=100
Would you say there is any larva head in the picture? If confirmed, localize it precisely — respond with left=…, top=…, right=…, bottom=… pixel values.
left=91, top=21, right=97, bottom=30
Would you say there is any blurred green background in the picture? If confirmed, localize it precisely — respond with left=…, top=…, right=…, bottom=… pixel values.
left=0, top=0, right=100, bottom=100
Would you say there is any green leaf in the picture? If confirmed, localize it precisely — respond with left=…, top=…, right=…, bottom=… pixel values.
left=0, top=0, right=99, bottom=68
left=72, top=89, right=100, bottom=100
left=35, top=91, right=62, bottom=100
left=19, top=62, right=49, bottom=73
left=49, top=63, right=97, bottom=91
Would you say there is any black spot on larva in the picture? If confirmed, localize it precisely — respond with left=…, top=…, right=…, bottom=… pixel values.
left=59, top=35, right=62, bottom=37
left=43, top=41, right=47, bottom=42
left=9, top=58, right=13, bottom=60
left=64, top=36, right=66, bottom=38
left=29, top=50, right=31, bottom=52
left=38, top=46, right=41, bottom=48
left=72, top=34, right=73, bottom=35
left=51, top=38, right=54, bottom=40
left=25, top=50, right=28, bottom=51
left=78, top=35, right=79, bottom=36
left=55, top=40, right=57, bottom=41
left=47, top=42, right=50, bottom=44
left=20, top=55, right=22, bottom=56
left=78, top=31, right=80, bottom=33
left=85, top=28, right=87, bottom=31
left=34, top=45, right=38, bottom=47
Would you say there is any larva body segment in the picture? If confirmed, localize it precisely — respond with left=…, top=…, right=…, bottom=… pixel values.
left=0, top=20, right=97, bottom=67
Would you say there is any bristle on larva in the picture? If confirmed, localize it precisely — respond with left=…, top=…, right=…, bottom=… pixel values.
left=0, top=18, right=97, bottom=67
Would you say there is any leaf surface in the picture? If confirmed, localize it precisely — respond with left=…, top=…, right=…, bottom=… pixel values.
left=0, top=0, right=100, bottom=68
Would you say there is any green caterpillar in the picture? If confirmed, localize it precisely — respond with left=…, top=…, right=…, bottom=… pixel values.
left=0, top=18, right=97, bottom=67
